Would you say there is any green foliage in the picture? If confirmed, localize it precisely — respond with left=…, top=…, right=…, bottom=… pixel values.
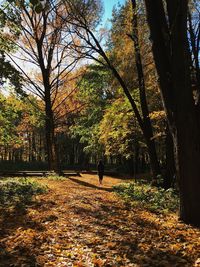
left=0, top=2, right=23, bottom=89
left=71, top=64, right=112, bottom=156
left=0, top=53, right=23, bottom=89
left=0, top=93, right=44, bottom=148
left=0, top=178, right=47, bottom=206
left=99, top=97, right=142, bottom=158
left=113, top=182, right=179, bottom=213
left=0, top=93, right=21, bottom=146
left=2, top=0, right=45, bottom=13
left=0, top=2, right=21, bottom=50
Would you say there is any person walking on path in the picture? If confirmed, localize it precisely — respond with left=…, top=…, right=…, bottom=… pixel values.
left=97, top=160, right=104, bottom=185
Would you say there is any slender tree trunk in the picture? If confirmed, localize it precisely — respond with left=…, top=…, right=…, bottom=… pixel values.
left=38, top=132, right=41, bottom=161
left=130, top=0, right=161, bottom=179
left=134, top=141, right=139, bottom=174
left=144, top=0, right=200, bottom=226
left=143, top=123, right=160, bottom=179
left=45, top=94, right=57, bottom=171
left=80, top=12, right=160, bottom=179
left=31, top=132, right=36, bottom=162
left=188, top=10, right=200, bottom=96
left=109, top=65, right=160, bottom=179
left=28, top=132, right=31, bottom=162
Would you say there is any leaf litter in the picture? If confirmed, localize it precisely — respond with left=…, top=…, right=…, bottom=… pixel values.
left=0, top=174, right=199, bottom=267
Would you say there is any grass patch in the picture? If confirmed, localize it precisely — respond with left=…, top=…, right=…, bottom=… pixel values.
left=46, top=175, right=67, bottom=181
left=113, top=182, right=179, bottom=213
left=0, top=178, right=48, bottom=206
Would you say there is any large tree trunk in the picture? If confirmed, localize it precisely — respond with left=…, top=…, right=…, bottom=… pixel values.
left=144, top=0, right=200, bottom=226
left=164, top=125, right=175, bottom=189
left=175, top=113, right=200, bottom=225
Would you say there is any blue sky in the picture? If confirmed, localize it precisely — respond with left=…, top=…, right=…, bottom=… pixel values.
left=102, top=0, right=125, bottom=25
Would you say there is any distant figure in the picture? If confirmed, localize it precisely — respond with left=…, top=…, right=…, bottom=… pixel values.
left=97, top=160, right=104, bottom=185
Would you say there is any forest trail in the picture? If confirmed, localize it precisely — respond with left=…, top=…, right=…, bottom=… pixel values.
left=0, top=174, right=200, bottom=267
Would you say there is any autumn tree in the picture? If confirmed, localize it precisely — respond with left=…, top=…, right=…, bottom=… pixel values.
left=99, top=96, right=144, bottom=174
left=128, top=0, right=161, bottom=178
left=60, top=0, right=161, bottom=179
left=0, top=92, right=43, bottom=163
left=0, top=93, right=22, bottom=160
left=144, top=0, right=200, bottom=225
left=1, top=0, right=81, bottom=170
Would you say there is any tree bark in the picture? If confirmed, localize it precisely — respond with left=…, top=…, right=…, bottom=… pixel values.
left=45, top=95, right=57, bottom=171
left=38, top=44, right=58, bottom=171
left=188, top=10, right=200, bottom=98
left=144, top=0, right=200, bottom=226
left=164, top=125, right=175, bottom=189
left=131, top=0, right=161, bottom=179
left=109, top=65, right=160, bottom=179
left=134, top=141, right=139, bottom=174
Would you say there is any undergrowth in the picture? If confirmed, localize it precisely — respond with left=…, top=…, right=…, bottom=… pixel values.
left=113, top=182, right=179, bottom=214
left=46, top=175, right=66, bottom=181
left=0, top=178, right=48, bottom=206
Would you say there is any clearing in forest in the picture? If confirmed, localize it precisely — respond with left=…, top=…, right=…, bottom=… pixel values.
left=0, top=174, right=199, bottom=267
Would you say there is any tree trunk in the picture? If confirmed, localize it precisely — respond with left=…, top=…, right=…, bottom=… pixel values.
left=143, top=122, right=160, bottom=179
left=45, top=96, right=57, bottom=171
left=175, top=114, right=200, bottom=225
left=144, top=0, right=200, bottom=226
left=131, top=0, right=161, bottom=180
left=91, top=26, right=161, bottom=179
left=134, top=141, right=139, bottom=174
left=188, top=10, right=200, bottom=97
left=164, top=125, right=175, bottom=189
left=110, top=66, right=160, bottom=179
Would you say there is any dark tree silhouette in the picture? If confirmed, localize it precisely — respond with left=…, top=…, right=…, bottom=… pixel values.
left=144, top=0, right=200, bottom=226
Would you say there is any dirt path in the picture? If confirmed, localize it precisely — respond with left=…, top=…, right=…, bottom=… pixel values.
left=0, top=174, right=199, bottom=267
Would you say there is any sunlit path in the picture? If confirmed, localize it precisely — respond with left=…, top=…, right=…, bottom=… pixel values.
left=0, top=174, right=199, bottom=267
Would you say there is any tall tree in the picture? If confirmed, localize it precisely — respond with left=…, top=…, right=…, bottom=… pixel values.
left=61, top=0, right=161, bottom=179
left=130, top=0, right=160, bottom=180
left=0, top=93, right=44, bottom=162
left=70, top=64, right=111, bottom=160
left=1, top=0, right=81, bottom=170
left=144, top=0, right=200, bottom=225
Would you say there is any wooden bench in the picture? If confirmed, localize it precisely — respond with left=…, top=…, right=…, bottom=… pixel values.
left=0, top=170, right=81, bottom=177
left=0, top=171, right=47, bottom=177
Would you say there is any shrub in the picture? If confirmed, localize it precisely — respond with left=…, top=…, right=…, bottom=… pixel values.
left=113, top=182, right=179, bottom=213
left=0, top=178, right=48, bottom=206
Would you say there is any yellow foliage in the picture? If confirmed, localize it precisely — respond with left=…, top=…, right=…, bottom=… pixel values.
left=149, top=110, right=166, bottom=121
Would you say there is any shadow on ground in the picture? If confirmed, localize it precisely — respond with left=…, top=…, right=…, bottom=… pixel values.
left=0, top=176, right=197, bottom=267
left=68, top=177, right=113, bottom=192
left=69, top=202, right=191, bottom=266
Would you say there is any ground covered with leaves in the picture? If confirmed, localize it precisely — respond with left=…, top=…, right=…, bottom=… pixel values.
left=0, top=174, right=199, bottom=267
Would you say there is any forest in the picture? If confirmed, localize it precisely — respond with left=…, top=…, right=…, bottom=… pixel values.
left=0, top=0, right=200, bottom=266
